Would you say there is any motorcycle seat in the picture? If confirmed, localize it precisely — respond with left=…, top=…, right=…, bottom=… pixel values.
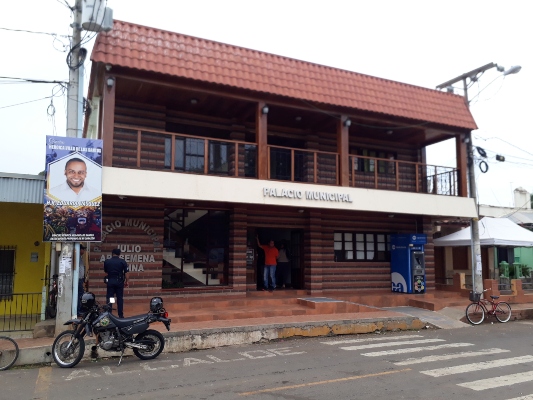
left=108, top=313, right=148, bottom=327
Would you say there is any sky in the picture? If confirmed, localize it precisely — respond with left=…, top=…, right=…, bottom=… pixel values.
left=1, top=0, right=531, bottom=208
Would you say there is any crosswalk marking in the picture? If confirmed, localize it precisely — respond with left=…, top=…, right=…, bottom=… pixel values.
left=505, top=395, right=533, bottom=400
left=421, top=355, right=533, bottom=377
left=340, top=338, right=444, bottom=351
left=458, top=371, right=533, bottom=391
left=394, top=348, right=510, bottom=365
left=362, top=343, right=473, bottom=357
left=323, top=334, right=423, bottom=345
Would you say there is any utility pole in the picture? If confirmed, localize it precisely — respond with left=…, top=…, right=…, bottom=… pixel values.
left=437, top=62, right=521, bottom=296
left=56, top=0, right=83, bottom=335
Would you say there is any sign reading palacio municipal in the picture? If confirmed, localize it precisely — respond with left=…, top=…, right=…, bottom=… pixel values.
left=263, top=187, right=353, bottom=203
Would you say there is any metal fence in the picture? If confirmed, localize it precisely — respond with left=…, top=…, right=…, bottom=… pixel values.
left=0, top=292, right=42, bottom=332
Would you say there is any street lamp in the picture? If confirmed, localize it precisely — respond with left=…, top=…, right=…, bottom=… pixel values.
left=436, top=62, right=521, bottom=295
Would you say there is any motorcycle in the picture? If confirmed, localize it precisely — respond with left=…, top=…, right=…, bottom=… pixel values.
left=52, top=293, right=171, bottom=368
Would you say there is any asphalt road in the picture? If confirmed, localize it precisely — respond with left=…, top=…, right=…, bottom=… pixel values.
left=2, top=321, right=533, bottom=400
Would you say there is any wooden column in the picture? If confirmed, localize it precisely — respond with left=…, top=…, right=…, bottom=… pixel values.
left=304, top=210, right=324, bottom=294
left=102, top=74, right=116, bottom=167
left=229, top=206, right=247, bottom=292
left=256, top=102, right=268, bottom=180
left=337, top=116, right=350, bottom=186
left=456, top=134, right=468, bottom=197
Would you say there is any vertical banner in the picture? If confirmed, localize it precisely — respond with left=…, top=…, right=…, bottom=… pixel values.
left=43, top=136, right=103, bottom=242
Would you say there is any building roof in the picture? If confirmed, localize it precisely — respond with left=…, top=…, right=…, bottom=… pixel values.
left=0, top=172, right=44, bottom=204
left=92, top=20, right=477, bottom=131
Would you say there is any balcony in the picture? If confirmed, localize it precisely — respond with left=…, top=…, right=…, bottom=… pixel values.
left=110, top=126, right=459, bottom=197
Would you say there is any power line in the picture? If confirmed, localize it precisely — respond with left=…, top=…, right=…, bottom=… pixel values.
left=0, top=26, right=69, bottom=38
left=0, top=76, right=68, bottom=86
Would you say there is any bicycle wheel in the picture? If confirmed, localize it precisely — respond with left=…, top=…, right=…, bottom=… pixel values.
left=494, top=302, right=512, bottom=323
left=466, top=302, right=485, bottom=325
left=0, top=336, right=19, bottom=370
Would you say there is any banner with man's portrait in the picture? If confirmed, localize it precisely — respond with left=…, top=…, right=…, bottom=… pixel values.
left=43, top=136, right=103, bottom=242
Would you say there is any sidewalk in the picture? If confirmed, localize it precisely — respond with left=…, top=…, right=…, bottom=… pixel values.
left=6, top=290, right=533, bottom=368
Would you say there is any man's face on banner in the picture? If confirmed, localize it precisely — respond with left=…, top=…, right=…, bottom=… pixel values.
left=65, top=160, right=87, bottom=189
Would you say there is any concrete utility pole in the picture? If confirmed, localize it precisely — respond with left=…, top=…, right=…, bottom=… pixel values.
left=437, top=62, right=521, bottom=296
left=56, top=0, right=83, bottom=335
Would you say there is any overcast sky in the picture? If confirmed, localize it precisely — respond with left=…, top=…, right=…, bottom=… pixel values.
left=1, top=0, right=531, bottom=208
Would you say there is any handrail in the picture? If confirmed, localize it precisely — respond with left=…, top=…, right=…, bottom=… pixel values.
left=112, top=124, right=458, bottom=195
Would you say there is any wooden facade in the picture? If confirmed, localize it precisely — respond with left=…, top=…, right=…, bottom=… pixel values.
left=86, top=24, right=476, bottom=301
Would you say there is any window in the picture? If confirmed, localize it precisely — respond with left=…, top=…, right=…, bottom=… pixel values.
left=209, top=141, right=229, bottom=174
left=352, top=149, right=396, bottom=175
left=0, top=247, right=15, bottom=296
left=334, top=233, right=390, bottom=262
left=167, top=137, right=205, bottom=173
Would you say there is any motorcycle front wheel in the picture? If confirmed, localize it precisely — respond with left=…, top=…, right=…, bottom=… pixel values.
left=133, top=329, right=165, bottom=360
left=52, top=330, right=85, bottom=368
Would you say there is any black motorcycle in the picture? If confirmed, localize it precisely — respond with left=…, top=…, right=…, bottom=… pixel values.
left=52, top=293, right=171, bottom=368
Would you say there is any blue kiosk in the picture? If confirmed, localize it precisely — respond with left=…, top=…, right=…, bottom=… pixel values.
left=390, top=233, right=427, bottom=294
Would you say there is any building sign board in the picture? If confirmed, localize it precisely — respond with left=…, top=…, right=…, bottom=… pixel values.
left=43, top=136, right=103, bottom=242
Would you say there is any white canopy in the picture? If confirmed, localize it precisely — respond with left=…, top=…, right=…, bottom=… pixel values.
left=434, top=217, right=533, bottom=247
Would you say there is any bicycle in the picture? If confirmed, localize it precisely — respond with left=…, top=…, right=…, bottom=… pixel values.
left=0, top=336, right=19, bottom=370
left=465, top=288, right=512, bottom=325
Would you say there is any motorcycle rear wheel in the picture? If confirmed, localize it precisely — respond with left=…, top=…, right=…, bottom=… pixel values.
left=52, top=330, right=85, bottom=368
left=133, top=329, right=165, bottom=360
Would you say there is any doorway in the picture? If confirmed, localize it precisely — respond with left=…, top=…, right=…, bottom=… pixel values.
left=246, top=228, right=304, bottom=290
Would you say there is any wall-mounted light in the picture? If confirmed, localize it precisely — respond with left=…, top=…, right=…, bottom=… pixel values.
left=118, top=195, right=127, bottom=200
left=344, top=118, right=351, bottom=127
left=190, top=98, right=198, bottom=105
left=105, top=63, right=112, bottom=71
left=106, top=77, right=115, bottom=88
left=295, top=116, right=302, bottom=122
left=386, top=130, right=393, bottom=135
left=298, top=209, right=304, bottom=213
left=187, top=202, right=195, bottom=207
left=262, top=105, right=269, bottom=115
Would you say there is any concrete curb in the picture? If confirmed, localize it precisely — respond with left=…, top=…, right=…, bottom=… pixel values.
left=14, top=315, right=425, bottom=368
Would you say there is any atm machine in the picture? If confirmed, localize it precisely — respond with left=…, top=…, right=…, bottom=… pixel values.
left=390, top=234, right=427, bottom=294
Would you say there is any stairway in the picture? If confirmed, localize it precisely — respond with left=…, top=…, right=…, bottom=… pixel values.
left=121, top=290, right=380, bottom=323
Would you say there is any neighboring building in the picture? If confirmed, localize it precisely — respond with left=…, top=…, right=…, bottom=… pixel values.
left=0, top=173, right=50, bottom=331
left=84, top=20, right=477, bottom=301
left=434, top=188, right=533, bottom=285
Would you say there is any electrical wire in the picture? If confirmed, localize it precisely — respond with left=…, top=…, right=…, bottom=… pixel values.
left=0, top=27, right=69, bottom=38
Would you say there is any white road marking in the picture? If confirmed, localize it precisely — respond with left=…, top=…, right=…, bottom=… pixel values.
left=505, top=395, right=533, bottom=400
left=421, top=355, right=533, bottom=377
left=362, top=343, right=474, bottom=356
left=341, top=338, right=444, bottom=351
left=323, top=334, right=423, bottom=345
left=458, top=371, right=533, bottom=391
left=394, top=348, right=510, bottom=365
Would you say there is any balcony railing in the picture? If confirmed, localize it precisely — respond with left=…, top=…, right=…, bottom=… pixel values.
left=349, top=155, right=458, bottom=196
left=112, top=126, right=459, bottom=196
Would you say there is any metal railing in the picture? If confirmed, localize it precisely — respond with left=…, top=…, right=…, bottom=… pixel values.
left=0, top=293, right=42, bottom=332
left=349, top=155, right=458, bottom=196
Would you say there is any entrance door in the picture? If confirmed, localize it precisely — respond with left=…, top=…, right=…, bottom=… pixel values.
left=253, top=228, right=303, bottom=290
left=289, top=230, right=303, bottom=289
left=246, top=229, right=258, bottom=289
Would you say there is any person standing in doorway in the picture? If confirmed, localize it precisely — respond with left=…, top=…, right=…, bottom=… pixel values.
left=104, top=248, right=129, bottom=318
left=76, top=244, right=87, bottom=316
left=256, top=235, right=279, bottom=292
left=276, top=242, right=291, bottom=289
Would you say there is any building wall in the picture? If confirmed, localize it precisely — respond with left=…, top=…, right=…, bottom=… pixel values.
left=90, top=197, right=436, bottom=299
left=87, top=197, right=164, bottom=302
left=0, top=203, right=49, bottom=314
